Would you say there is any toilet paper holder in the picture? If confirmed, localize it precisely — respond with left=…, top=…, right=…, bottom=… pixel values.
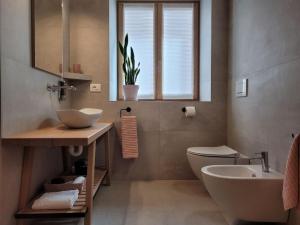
left=182, top=106, right=196, bottom=111
left=182, top=106, right=196, bottom=118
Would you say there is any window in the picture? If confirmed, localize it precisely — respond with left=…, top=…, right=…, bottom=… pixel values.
left=118, top=1, right=199, bottom=100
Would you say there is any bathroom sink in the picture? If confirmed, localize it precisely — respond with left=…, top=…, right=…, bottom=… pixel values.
left=201, top=165, right=288, bottom=223
left=56, top=108, right=103, bottom=128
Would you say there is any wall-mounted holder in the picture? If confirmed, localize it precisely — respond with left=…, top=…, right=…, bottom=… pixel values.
left=181, top=106, right=196, bottom=117
left=120, top=107, right=132, bottom=117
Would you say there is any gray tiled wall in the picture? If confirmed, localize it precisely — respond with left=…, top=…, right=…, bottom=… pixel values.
left=228, top=1, right=300, bottom=224
left=70, top=0, right=229, bottom=180
left=1, top=0, right=70, bottom=224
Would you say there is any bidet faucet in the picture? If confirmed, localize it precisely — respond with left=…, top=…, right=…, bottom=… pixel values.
left=249, top=151, right=270, bottom=173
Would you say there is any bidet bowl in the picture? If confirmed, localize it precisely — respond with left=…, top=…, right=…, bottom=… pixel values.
left=201, top=165, right=288, bottom=223
left=56, top=108, right=103, bottom=128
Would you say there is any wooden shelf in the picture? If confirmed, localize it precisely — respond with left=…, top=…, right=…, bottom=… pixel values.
left=63, top=72, right=92, bottom=81
left=15, top=169, right=107, bottom=219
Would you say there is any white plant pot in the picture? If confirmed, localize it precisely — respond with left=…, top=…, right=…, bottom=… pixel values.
left=123, top=85, right=139, bottom=101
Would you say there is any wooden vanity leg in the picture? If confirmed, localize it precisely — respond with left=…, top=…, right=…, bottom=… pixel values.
left=17, top=147, right=35, bottom=225
left=104, top=130, right=111, bottom=186
left=84, top=141, right=96, bottom=225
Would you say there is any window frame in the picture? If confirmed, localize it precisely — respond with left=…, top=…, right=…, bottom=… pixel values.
left=117, top=0, right=200, bottom=101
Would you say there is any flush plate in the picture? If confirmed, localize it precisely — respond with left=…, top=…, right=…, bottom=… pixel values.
left=236, top=78, right=248, bottom=97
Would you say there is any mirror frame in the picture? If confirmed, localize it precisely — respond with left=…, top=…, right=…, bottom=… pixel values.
left=30, top=0, right=92, bottom=81
left=31, top=0, right=62, bottom=78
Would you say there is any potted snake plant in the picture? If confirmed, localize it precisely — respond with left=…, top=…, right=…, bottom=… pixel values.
left=118, top=34, right=141, bottom=100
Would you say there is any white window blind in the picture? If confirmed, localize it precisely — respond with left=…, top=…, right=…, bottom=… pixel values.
left=123, top=3, right=155, bottom=99
left=162, top=4, right=194, bottom=99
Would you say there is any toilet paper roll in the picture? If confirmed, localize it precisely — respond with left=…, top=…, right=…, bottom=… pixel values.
left=68, top=146, right=83, bottom=157
left=184, top=106, right=196, bottom=117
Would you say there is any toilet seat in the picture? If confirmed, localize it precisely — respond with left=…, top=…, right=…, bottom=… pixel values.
left=187, top=145, right=237, bottom=157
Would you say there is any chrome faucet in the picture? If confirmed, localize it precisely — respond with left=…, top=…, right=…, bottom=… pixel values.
left=249, top=151, right=270, bottom=173
left=47, top=80, right=77, bottom=101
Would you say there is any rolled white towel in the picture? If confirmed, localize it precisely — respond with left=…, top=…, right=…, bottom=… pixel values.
left=73, top=176, right=85, bottom=184
left=32, top=190, right=79, bottom=210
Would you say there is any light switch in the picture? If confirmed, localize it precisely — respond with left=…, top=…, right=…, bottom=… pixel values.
left=236, top=78, right=248, bottom=97
left=90, top=83, right=101, bottom=92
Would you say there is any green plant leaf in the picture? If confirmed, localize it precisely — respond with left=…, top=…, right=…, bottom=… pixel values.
left=118, top=42, right=124, bottom=56
left=130, top=47, right=135, bottom=70
left=122, top=62, right=126, bottom=74
left=124, top=34, right=128, bottom=58
left=124, top=34, right=128, bottom=47
left=118, top=34, right=141, bottom=85
left=126, top=58, right=131, bottom=69
left=135, top=68, right=140, bottom=80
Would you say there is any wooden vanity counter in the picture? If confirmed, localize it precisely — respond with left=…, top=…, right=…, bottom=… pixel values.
left=2, top=122, right=113, bottom=225
left=2, top=122, right=113, bottom=147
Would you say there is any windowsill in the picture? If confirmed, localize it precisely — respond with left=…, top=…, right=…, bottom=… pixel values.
left=108, top=99, right=206, bottom=102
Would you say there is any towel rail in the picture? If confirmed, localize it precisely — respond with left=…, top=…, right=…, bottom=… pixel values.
left=120, top=107, right=132, bottom=117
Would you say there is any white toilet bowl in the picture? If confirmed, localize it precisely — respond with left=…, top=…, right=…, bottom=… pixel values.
left=186, top=145, right=249, bottom=180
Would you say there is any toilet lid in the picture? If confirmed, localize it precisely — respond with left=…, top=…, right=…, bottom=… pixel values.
left=187, top=145, right=237, bottom=157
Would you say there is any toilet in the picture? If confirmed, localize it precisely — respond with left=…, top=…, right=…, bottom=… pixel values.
left=187, top=145, right=248, bottom=180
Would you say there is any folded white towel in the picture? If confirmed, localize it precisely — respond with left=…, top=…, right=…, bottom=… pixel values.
left=32, top=190, right=79, bottom=210
left=73, top=176, right=85, bottom=184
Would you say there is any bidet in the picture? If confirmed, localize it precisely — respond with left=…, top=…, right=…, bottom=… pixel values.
left=201, top=165, right=288, bottom=223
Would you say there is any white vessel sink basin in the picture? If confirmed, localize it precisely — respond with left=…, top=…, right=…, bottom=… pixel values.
left=56, top=108, right=103, bottom=128
left=201, top=165, right=288, bottom=223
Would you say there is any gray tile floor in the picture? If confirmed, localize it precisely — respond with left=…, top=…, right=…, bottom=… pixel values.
left=92, top=180, right=228, bottom=225
left=32, top=180, right=283, bottom=225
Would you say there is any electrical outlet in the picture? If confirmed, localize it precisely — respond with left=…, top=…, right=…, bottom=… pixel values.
left=90, top=83, right=101, bottom=92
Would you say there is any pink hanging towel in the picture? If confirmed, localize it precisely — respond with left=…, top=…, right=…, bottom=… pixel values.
left=283, top=134, right=300, bottom=210
left=121, top=116, right=139, bottom=159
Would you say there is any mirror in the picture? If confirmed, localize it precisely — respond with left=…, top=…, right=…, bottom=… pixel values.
left=32, top=0, right=92, bottom=80
left=32, top=0, right=63, bottom=76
